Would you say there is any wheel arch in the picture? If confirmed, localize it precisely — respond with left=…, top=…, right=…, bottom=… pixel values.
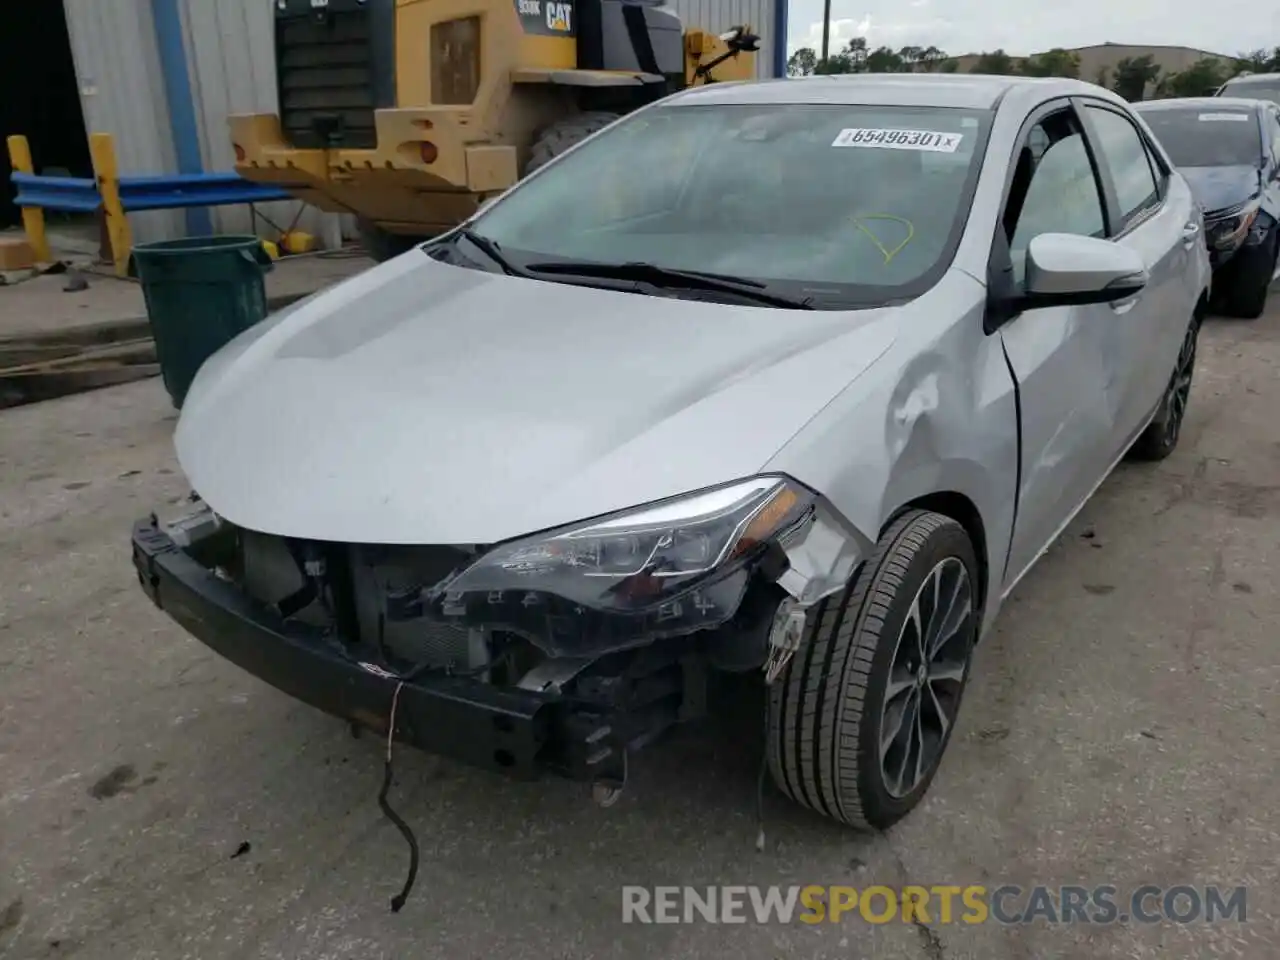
left=1195, top=284, right=1210, bottom=320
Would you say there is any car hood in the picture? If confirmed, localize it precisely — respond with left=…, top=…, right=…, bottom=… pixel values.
left=1180, top=165, right=1260, bottom=217
left=176, top=252, right=900, bottom=545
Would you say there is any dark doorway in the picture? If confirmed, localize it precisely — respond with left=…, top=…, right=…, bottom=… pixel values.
left=1, top=2, right=91, bottom=228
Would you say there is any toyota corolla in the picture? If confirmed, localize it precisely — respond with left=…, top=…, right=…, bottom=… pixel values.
left=132, top=74, right=1210, bottom=831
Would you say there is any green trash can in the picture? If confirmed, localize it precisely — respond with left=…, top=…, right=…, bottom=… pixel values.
left=132, top=235, right=274, bottom=408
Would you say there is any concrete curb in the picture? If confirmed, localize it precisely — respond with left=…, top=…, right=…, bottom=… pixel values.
left=0, top=291, right=313, bottom=353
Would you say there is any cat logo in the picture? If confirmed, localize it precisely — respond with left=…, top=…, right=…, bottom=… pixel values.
left=546, top=1, right=572, bottom=31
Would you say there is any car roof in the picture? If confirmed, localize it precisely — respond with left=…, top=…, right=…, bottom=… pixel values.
left=1220, top=73, right=1280, bottom=85
left=1133, top=97, right=1262, bottom=111
left=666, top=73, right=1110, bottom=111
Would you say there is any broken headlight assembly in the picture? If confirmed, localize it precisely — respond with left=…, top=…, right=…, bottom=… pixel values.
left=1207, top=198, right=1260, bottom=250
left=425, top=476, right=864, bottom=658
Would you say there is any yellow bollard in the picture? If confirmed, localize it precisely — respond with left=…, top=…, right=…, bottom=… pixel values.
left=88, top=133, right=133, bottom=277
left=5, top=135, right=52, bottom=263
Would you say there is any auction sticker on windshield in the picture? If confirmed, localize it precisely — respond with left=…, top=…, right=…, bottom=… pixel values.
left=1197, top=113, right=1251, bottom=122
left=832, top=128, right=963, bottom=152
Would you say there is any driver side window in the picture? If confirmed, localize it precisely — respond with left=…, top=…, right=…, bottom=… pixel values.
left=1003, top=111, right=1107, bottom=285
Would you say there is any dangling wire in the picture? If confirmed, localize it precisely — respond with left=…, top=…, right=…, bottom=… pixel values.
left=378, top=681, right=420, bottom=913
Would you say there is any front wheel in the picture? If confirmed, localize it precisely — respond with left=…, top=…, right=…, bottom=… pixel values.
left=768, top=510, right=979, bottom=830
left=1223, top=228, right=1278, bottom=319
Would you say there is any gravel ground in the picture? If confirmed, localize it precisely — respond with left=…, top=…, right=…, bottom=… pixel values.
left=2, top=295, right=1279, bottom=960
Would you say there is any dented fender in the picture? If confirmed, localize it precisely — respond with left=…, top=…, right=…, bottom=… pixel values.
left=765, top=271, right=1020, bottom=635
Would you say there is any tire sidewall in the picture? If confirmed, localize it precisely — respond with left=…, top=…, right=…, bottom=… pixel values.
left=1141, top=310, right=1201, bottom=458
left=851, top=516, right=980, bottom=823
left=1228, top=225, right=1278, bottom=315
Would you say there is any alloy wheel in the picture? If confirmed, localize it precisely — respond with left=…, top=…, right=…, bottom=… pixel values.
left=1163, top=321, right=1198, bottom=448
left=878, top=557, right=974, bottom=799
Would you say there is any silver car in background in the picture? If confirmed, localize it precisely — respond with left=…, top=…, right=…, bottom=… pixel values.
left=133, top=75, right=1211, bottom=832
left=1217, top=72, right=1280, bottom=106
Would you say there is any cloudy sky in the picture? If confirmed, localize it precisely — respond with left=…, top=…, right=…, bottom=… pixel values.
left=786, top=0, right=1276, bottom=60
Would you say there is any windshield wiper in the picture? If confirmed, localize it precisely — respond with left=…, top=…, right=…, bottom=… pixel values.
left=452, top=228, right=530, bottom=277
left=522, top=259, right=814, bottom=309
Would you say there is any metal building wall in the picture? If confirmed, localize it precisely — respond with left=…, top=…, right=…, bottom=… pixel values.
left=61, top=0, right=186, bottom=244
left=178, top=0, right=344, bottom=246
left=665, top=0, right=783, bottom=79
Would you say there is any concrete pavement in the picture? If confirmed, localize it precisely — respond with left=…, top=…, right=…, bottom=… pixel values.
left=1, top=296, right=1278, bottom=960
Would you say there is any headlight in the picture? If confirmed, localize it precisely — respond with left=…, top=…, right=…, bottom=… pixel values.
left=1208, top=199, right=1260, bottom=250
left=426, top=477, right=861, bottom=657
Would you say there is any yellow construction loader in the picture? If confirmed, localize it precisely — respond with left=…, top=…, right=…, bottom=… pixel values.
left=230, top=0, right=758, bottom=260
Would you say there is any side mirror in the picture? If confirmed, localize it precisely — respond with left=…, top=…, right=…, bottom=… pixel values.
left=1018, top=233, right=1148, bottom=310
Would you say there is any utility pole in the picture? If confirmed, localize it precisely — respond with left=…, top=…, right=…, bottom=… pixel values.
left=820, top=0, right=831, bottom=63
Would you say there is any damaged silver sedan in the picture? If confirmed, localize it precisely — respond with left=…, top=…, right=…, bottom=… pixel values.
left=133, top=74, right=1210, bottom=831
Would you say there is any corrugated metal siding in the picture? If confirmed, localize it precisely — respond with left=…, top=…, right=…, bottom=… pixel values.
left=62, top=0, right=186, bottom=244
left=179, top=0, right=342, bottom=246
left=664, top=0, right=780, bottom=79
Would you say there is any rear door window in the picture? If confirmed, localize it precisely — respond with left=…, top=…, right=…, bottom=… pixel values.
left=1084, top=106, right=1161, bottom=229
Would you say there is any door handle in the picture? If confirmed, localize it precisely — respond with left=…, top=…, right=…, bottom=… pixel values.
left=1181, top=221, right=1201, bottom=247
left=1109, top=294, right=1141, bottom=314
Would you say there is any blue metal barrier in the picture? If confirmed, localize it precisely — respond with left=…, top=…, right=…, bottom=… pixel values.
left=10, top=172, right=102, bottom=213
left=117, top=173, right=294, bottom=212
left=7, top=129, right=305, bottom=274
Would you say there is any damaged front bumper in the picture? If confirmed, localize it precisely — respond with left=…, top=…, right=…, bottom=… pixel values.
left=131, top=518, right=628, bottom=783
left=129, top=475, right=867, bottom=784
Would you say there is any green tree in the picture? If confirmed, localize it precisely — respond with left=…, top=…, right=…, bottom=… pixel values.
left=787, top=47, right=817, bottom=76
left=1236, top=48, right=1273, bottom=74
left=1232, top=46, right=1280, bottom=77
left=845, top=36, right=869, bottom=71
left=1162, top=57, right=1230, bottom=97
left=897, top=45, right=924, bottom=67
left=917, top=46, right=949, bottom=71
left=814, top=36, right=868, bottom=74
left=939, top=58, right=960, bottom=73
left=1094, top=67, right=1110, bottom=88
left=970, top=50, right=1018, bottom=75
left=814, top=51, right=855, bottom=74
left=866, top=45, right=906, bottom=72
left=1111, top=54, right=1160, bottom=101
left=1022, top=47, right=1081, bottom=78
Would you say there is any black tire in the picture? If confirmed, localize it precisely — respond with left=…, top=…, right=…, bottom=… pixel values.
left=768, top=510, right=979, bottom=830
left=357, top=219, right=428, bottom=263
left=526, top=112, right=621, bottom=174
left=1130, top=310, right=1201, bottom=462
left=1223, top=227, right=1278, bottom=319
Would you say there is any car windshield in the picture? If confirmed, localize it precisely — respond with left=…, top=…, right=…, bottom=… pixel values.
left=467, top=102, right=992, bottom=308
left=1219, top=78, right=1280, bottom=105
left=1140, top=108, right=1261, bottom=167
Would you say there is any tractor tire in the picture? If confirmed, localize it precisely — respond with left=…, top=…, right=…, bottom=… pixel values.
left=357, top=219, right=428, bottom=263
left=768, top=510, right=980, bottom=830
left=526, top=112, right=622, bottom=174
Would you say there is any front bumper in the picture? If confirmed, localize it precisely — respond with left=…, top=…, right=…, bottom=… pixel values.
left=130, top=519, right=623, bottom=782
